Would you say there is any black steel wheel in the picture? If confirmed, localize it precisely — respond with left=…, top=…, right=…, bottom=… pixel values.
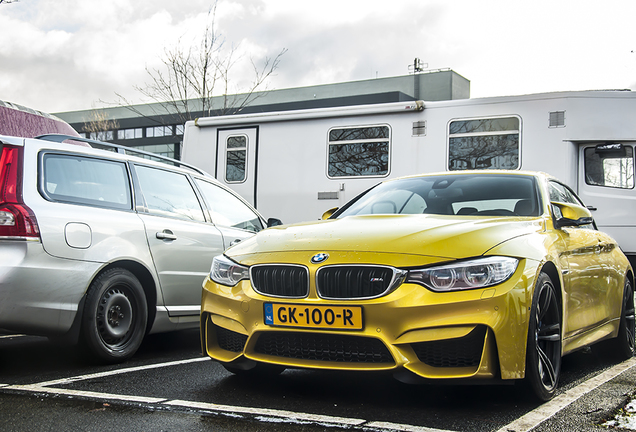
left=81, top=268, right=147, bottom=363
left=524, top=272, right=562, bottom=402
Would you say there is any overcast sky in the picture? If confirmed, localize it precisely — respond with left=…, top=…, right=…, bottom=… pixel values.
left=1, top=0, right=635, bottom=114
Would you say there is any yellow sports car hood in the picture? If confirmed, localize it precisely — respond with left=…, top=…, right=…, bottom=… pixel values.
left=227, top=214, right=545, bottom=263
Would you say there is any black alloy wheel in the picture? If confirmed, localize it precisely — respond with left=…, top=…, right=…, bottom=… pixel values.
left=612, top=278, right=635, bottom=360
left=524, top=272, right=562, bottom=402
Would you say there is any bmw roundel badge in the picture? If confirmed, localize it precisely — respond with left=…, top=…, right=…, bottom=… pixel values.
left=310, top=253, right=329, bottom=264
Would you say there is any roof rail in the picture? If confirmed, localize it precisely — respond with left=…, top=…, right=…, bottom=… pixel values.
left=35, top=133, right=207, bottom=176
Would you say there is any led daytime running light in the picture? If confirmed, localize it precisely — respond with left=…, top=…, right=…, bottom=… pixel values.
left=407, top=256, right=518, bottom=292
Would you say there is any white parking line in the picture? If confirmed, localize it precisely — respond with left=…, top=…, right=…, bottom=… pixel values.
left=496, top=356, right=636, bottom=432
left=164, top=399, right=367, bottom=427
left=9, top=384, right=168, bottom=404
left=0, top=334, right=26, bottom=339
left=33, top=356, right=210, bottom=387
left=2, top=356, right=636, bottom=432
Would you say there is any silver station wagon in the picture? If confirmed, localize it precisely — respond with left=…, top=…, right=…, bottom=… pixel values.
left=0, top=133, right=278, bottom=362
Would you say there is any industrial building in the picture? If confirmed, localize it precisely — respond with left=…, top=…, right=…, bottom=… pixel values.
left=54, top=69, right=469, bottom=160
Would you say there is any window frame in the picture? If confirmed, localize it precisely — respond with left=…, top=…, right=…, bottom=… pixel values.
left=447, top=115, right=522, bottom=171
left=224, top=134, right=248, bottom=184
left=38, top=151, right=134, bottom=211
left=583, top=143, right=635, bottom=190
left=326, top=124, right=391, bottom=179
left=131, top=163, right=206, bottom=223
left=193, top=177, right=265, bottom=233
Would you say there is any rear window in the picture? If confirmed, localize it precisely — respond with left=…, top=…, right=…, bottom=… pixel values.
left=41, top=153, right=132, bottom=210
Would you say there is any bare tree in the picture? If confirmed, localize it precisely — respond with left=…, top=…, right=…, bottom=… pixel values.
left=82, top=109, right=120, bottom=141
left=116, top=3, right=286, bottom=125
left=0, top=0, right=19, bottom=4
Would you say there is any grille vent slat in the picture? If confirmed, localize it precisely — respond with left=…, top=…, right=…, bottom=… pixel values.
left=251, top=265, right=309, bottom=298
left=317, top=266, right=397, bottom=299
left=549, top=111, right=565, bottom=128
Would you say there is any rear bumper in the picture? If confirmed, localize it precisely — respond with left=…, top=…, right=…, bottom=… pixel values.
left=0, top=240, right=99, bottom=335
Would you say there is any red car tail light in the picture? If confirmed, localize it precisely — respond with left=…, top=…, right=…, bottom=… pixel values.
left=0, top=144, right=39, bottom=238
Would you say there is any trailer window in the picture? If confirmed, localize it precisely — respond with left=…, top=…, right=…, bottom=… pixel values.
left=584, top=145, right=634, bottom=189
left=448, top=117, right=520, bottom=170
left=327, top=126, right=390, bottom=178
left=225, top=135, right=247, bottom=183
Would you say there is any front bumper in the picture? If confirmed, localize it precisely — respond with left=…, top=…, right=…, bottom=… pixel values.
left=201, top=258, right=540, bottom=381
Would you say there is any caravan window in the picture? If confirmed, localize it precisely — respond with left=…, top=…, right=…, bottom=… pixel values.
left=448, top=116, right=521, bottom=170
left=225, top=135, right=247, bottom=183
left=327, top=126, right=390, bottom=178
left=584, top=144, right=634, bottom=189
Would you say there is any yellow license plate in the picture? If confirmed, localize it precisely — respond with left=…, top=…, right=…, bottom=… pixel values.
left=264, top=303, right=363, bottom=330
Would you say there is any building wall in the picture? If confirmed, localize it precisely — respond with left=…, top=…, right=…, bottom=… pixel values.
left=54, top=70, right=469, bottom=160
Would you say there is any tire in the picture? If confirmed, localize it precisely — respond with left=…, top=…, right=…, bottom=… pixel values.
left=81, top=268, right=147, bottom=363
left=602, top=278, right=635, bottom=360
left=524, top=272, right=562, bottom=402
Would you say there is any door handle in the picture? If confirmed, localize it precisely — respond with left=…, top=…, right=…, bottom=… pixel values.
left=156, top=230, right=177, bottom=241
left=586, top=205, right=597, bottom=211
left=229, top=239, right=242, bottom=247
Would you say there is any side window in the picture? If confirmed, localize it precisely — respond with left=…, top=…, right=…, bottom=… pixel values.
left=195, top=179, right=264, bottom=232
left=327, top=125, right=390, bottom=177
left=584, top=144, right=634, bottom=189
left=448, top=117, right=520, bottom=170
left=41, top=154, right=131, bottom=210
left=549, top=181, right=582, bottom=206
left=226, top=135, right=247, bottom=183
left=135, top=165, right=205, bottom=222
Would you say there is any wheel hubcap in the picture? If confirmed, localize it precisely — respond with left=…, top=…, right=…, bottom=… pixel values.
left=98, top=288, right=133, bottom=342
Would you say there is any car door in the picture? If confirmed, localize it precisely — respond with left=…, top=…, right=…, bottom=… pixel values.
left=550, top=181, right=618, bottom=338
left=132, top=164, right=224, bottom=317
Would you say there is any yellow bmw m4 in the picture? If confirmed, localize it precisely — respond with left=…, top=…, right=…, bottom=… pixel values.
left=200, top=170, right=634, bottom=401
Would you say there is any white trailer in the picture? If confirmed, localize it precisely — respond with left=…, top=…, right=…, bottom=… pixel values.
left=182, top=90, right=636, bottom=262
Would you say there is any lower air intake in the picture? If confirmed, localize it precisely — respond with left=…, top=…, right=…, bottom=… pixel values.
left=411, top=326, right=487, bottom=368
left=216, top=326, right=248, bottom=353
left=255, top=332, right=394, bottom=364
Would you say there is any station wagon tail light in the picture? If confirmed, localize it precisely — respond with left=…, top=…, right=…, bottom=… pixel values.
left=0, top=144, right=39, bottom=239
left=406, top=256, right=519, bottom=292
left=210, top=255, right=249, bottom=286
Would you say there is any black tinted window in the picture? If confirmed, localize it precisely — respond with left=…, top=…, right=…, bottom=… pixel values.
left=42, top=154, right=131, bottom=210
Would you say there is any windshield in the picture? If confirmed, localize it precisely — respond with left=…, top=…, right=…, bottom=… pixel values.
left=335, top=174, right=541, bottom=218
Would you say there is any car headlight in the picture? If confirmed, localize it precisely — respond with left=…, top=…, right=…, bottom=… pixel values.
left=406, top=256, right=519, bottom=292
left=210, top=255, right=250, bottom=286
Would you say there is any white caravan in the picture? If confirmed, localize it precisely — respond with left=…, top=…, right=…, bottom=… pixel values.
left=182, top=90, right=636, bottom=263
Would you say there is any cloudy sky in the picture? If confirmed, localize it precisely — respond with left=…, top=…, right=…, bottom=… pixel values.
left=1, top=0, right=635, bottom=114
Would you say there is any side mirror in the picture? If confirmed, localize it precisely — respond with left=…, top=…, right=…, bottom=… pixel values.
left=267, top=218, right=283, bottom=227
left=552, top=202, right=594, bottom=228
left=321, top=207, right=339, bottom=220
